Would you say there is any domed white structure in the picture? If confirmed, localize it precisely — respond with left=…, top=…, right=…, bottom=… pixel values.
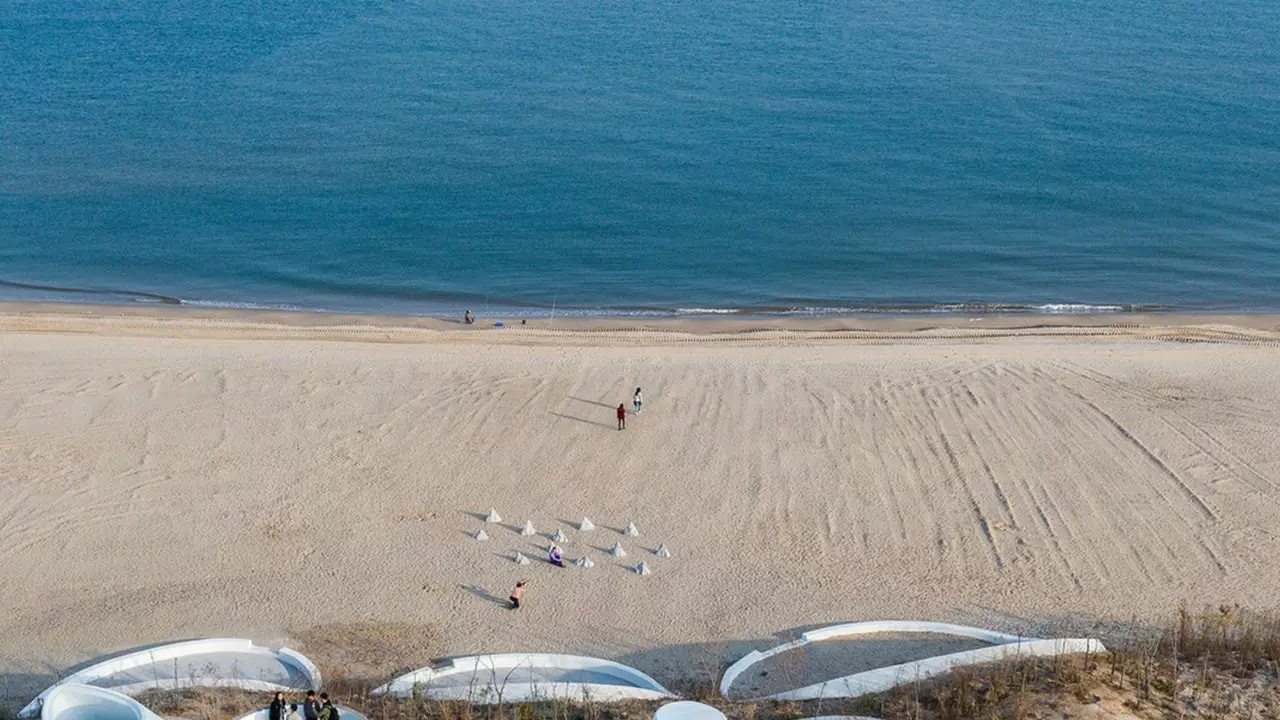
left=374, top=654, right=673, bottom=703
left=38, top=685, right=162, bottom=720
left=719, top=620, right=1107, bottom=701
left=19, top=639, right=320, bottom=719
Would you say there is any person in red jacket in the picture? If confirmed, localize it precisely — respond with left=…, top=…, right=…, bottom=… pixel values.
left=616, top=403, right=626, bottom=430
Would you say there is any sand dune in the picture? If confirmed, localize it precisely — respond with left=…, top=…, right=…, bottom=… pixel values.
left=2, top=312, right=1280, bottom=709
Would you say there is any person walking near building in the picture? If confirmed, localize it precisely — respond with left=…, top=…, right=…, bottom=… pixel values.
left=318, top=693, right=339, bottom=720
left=616, top=403, right=626, bottom=430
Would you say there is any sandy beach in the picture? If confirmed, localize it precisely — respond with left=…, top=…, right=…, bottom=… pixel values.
left=3, top=305, right=1280, bottom=709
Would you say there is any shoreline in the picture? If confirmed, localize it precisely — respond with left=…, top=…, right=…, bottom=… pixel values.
left=2, top=300, right=1280, bottom=342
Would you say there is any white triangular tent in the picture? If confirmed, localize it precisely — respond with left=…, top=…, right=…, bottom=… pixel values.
left=485, top=509, right=502, bottom=523
left=521, top=520, right=537, bottom=536
left=513, top=552, right=530, bottom=565
left=655, top=543, right=671, bottom=557
left=579, top=517, right=596, bottom=531
left=473, top=529, right=489, bottom=541
left=610, top=542, right=627, bottom=557
left=635, top=561, right=651, bottom=576
left=624, top=522, right=640, bottom=537
left=552, top=529, right=569, bottom=543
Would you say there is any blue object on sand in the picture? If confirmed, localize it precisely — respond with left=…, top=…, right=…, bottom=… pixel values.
left=494, top=321, right=504, bottom=327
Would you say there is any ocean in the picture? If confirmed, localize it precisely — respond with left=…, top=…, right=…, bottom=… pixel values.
left=2, top=0, right=1278, bottom=317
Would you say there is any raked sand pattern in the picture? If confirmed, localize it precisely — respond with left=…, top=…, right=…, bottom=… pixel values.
left=2, top=316, right=1280, bottom=709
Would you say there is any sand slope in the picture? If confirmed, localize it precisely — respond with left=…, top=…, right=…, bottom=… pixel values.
left=2, top=319, right=1280, bottom=708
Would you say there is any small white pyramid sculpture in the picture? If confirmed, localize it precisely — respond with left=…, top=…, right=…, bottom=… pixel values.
left=635, top=561, right=651, bottom=576
left=513, top=551, right=530, bottom=565
left=655, top=543, right=671, bottom=557
left=521, top=520, right=537, bottom=536
left=579, top=517, right=596, bottom=532
left=485, top=509, right=502, bottom=523
left=573, top=556, right=595, bottom=568
left=610, top=542, right=627, bottom=557
left=473, top=529, right=489, bottom=541
left=624, top=522, right=640, bottom=537
left=552, top=529, right=570, bottom=543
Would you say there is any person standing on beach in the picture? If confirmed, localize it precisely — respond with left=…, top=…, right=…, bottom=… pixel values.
left=269, top=692, right=285, bottom=720
left=616, top=403, right=626, bottom=430
left=633, top=387, right=643, bottom=414
left=509, top=580, right=526, bottom=609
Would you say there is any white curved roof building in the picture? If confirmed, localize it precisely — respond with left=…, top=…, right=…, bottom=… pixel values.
left=20, top=638, right=320, bottom=718
left=37, top=684, right=162, bottom=720
left=374, top=653, right=674, bottom=703
left=721, top=620, right=1106, bottom=700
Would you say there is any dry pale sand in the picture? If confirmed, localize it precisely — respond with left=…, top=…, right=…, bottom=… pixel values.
left=2, top=308, right=1280, bottom=709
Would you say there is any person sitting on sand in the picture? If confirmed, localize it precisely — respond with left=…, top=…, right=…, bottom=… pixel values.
left=548, top=544, right=565, bottom=567
left=464, top=310, right=474, bottom=325
left=509, top=580, right=526, bottom=609
left=617, top=403, right=626, bottom=430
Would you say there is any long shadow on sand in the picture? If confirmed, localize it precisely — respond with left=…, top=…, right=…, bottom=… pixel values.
left=548, top=411, right=614, bottom=430
left=460, top=585, right=510, bottom=608
left=568, top=396, right=615, bottom=409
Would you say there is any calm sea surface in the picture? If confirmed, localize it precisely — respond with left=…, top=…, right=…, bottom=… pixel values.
left=2, top=0, right=1279, bottom=316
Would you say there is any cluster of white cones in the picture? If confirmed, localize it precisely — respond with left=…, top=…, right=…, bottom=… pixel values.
left=473, top=509, right=673, bottom=575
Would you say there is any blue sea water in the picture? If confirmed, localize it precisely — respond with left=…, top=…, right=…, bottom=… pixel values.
left=1, top=0, right=1278, bottom=316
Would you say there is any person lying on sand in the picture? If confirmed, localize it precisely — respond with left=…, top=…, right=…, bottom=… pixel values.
left=548, top=544, right=565, bottom=567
